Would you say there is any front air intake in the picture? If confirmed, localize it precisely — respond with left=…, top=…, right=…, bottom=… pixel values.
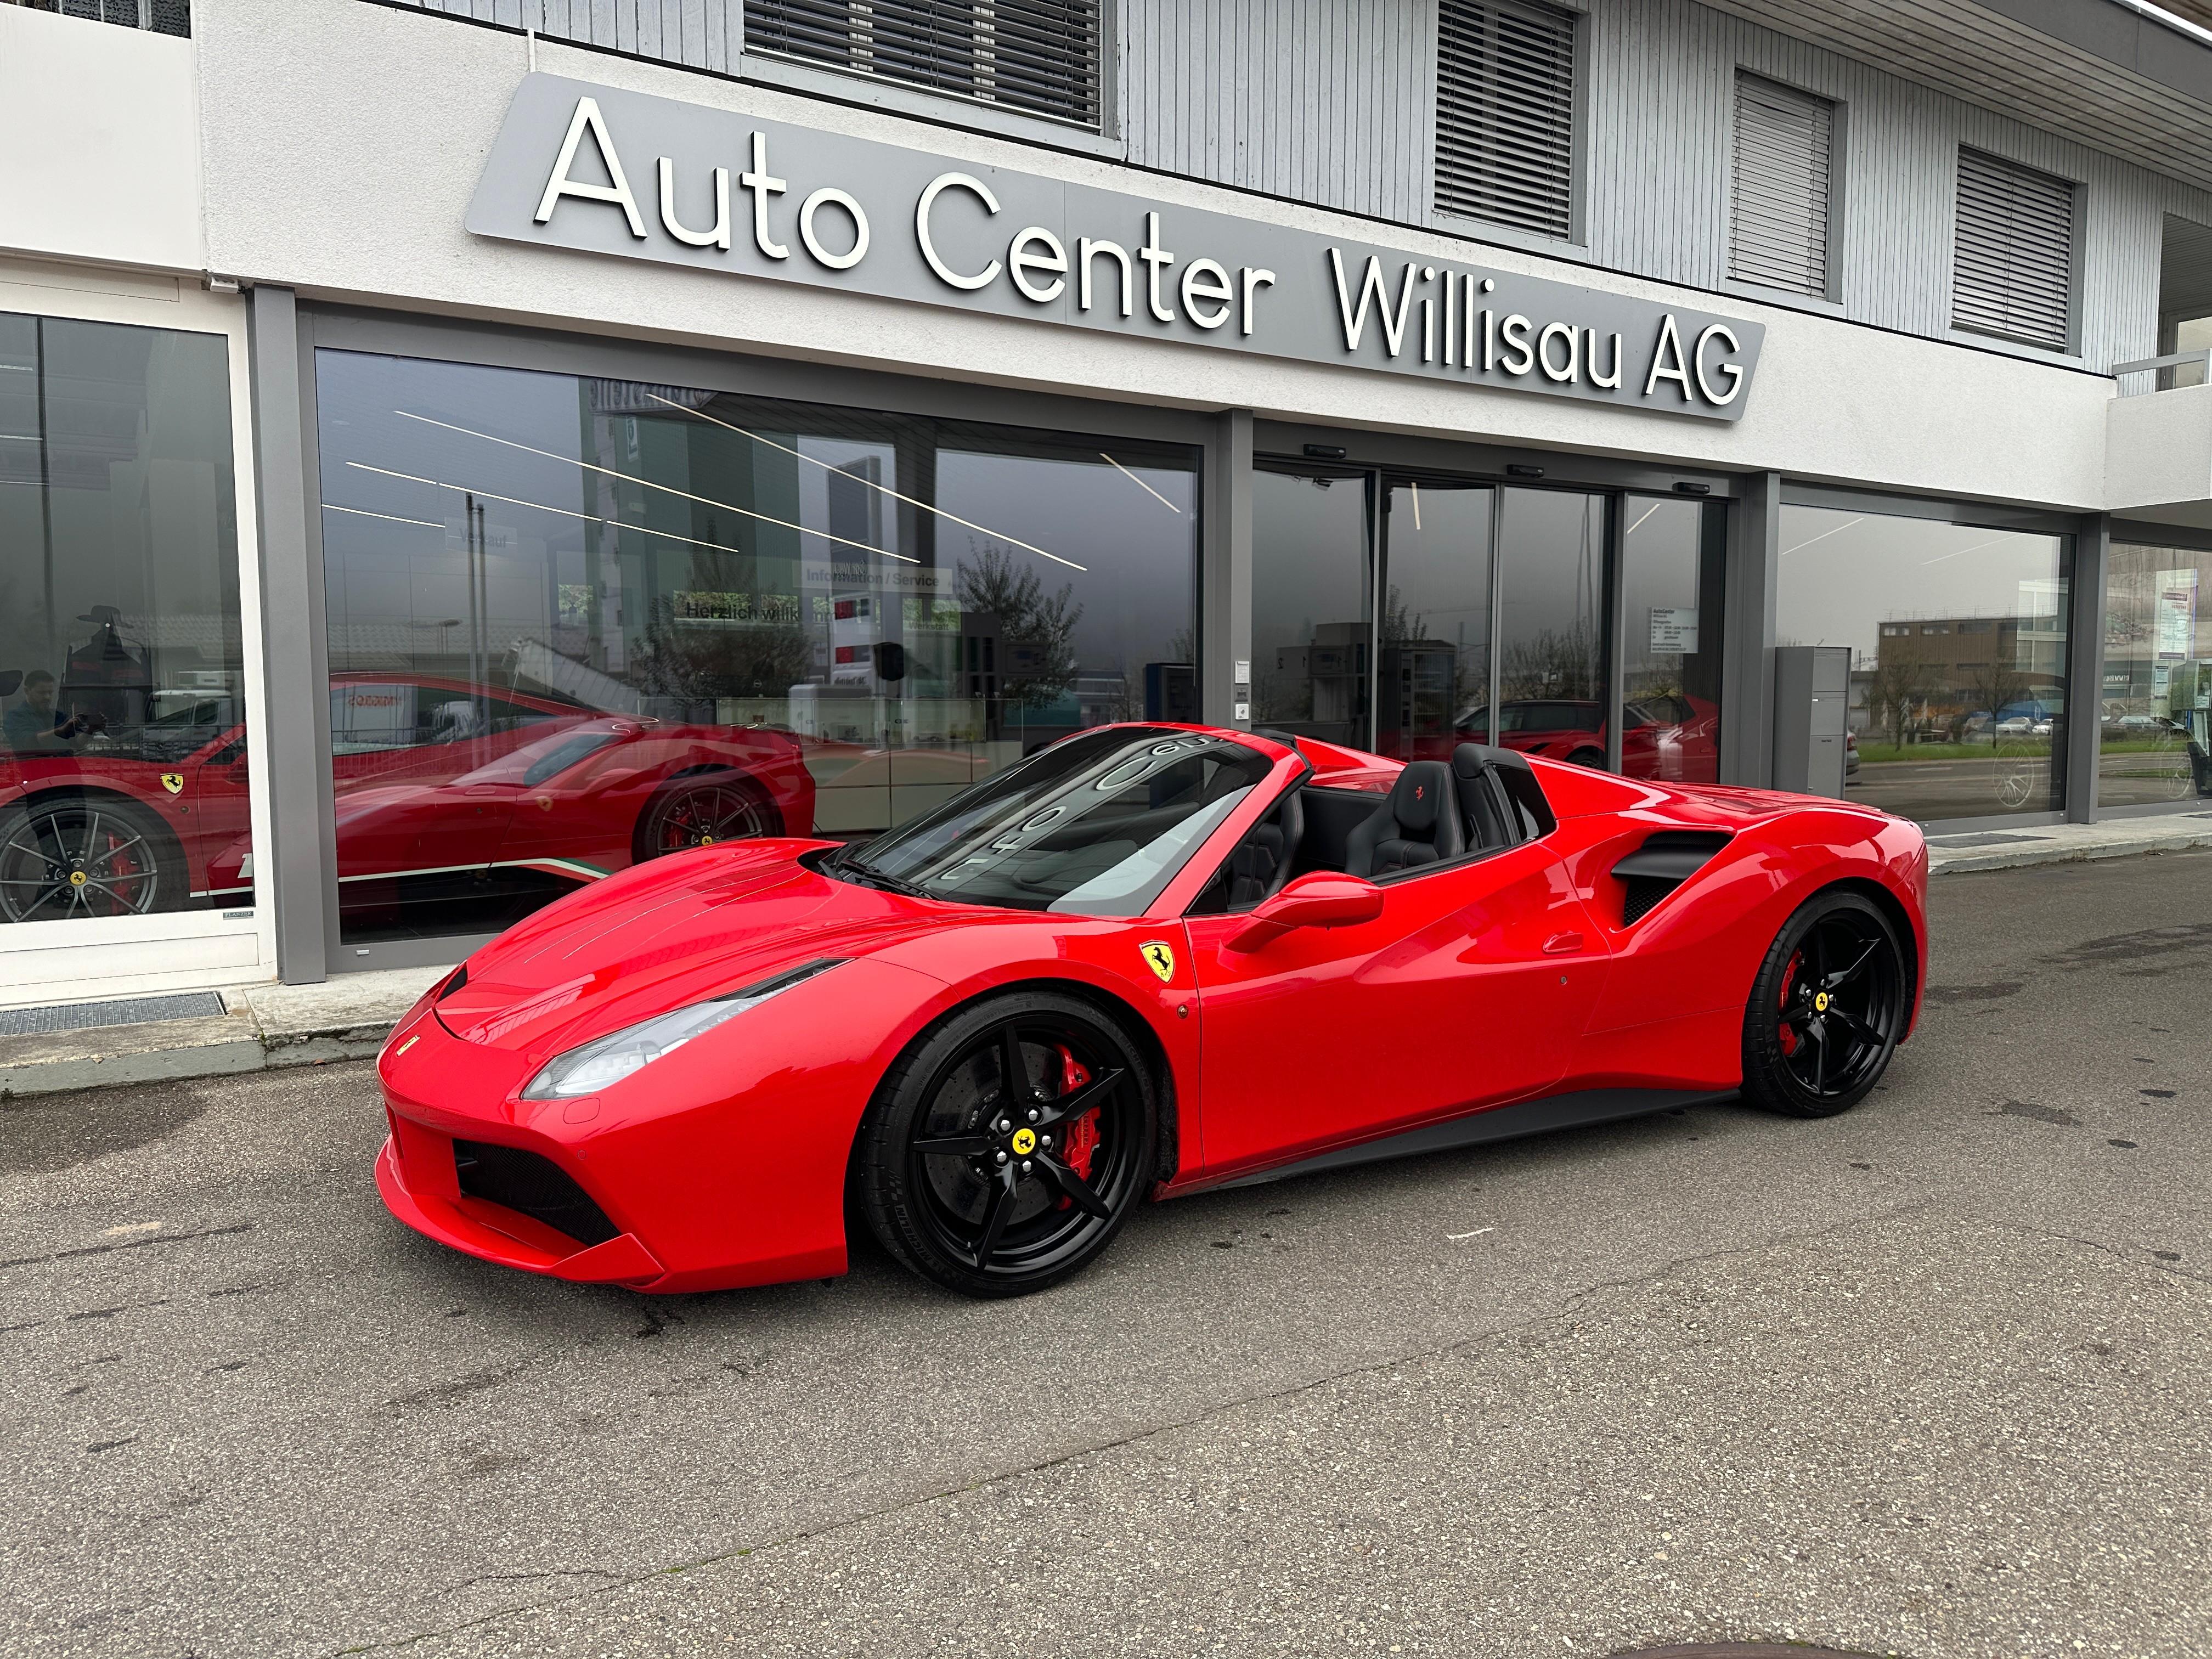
left=453, top=1139, right=619, bottom=1248
left=1611, top=831, right=1733, bottom=926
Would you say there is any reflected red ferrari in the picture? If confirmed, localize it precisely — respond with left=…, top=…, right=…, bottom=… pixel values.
left=376, top=722, right=1926, bottom=1299
left=1458, top=695, right=1720, bottom=780
left=0, top=674, right=812, bottom=924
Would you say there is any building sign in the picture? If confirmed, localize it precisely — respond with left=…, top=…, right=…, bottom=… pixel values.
left=466, top=76, right=1765, bottom=422
left=1648, top=607, right=1700, bottom=653
left=2155, top=569, right=2198, bottom=661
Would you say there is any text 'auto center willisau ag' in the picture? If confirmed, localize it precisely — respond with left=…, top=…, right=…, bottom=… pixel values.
left=2, top=0, right=2209, bottom=1013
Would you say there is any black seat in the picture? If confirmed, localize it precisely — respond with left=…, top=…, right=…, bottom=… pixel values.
left=1226, top=788, right=1304, bottom=907
left=1345, top=761, right=1463, bottom=878
left=1451, top=744, right=1516, bottom=852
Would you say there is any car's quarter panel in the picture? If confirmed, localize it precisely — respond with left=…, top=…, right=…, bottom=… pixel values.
left=1181, top=841, right=1611, bottom=1180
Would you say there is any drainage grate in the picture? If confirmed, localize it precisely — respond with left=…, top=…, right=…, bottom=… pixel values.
left=0, top=991, right=229, bottom=1037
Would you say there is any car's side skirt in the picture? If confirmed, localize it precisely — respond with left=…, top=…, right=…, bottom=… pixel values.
left=1213, top=1088, right=1740, bottom=1189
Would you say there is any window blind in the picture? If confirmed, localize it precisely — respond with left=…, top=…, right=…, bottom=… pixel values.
left=1435, top=0, right=1578, bottom=239
left=1729, top=72, right=1832, bottom=297
left=1953, top=148, right=2075, bottom=349
left=744, top=0, right=1101, bottom=129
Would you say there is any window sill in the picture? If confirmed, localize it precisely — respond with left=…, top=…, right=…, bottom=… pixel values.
left=738, top=53, right=1127, bottom=161
left=1944, top=324, right=2085, bottom=372
left=1427, top=210, right=1592, bottom=267
left=1717, top=279, right=1846, bottom=319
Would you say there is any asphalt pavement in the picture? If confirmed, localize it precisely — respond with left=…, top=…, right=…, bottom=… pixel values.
left=5, top=853, right=2210, bottom=1658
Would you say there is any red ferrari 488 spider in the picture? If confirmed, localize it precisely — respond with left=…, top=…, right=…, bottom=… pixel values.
left=376, top=723, right=1926, bottom=1299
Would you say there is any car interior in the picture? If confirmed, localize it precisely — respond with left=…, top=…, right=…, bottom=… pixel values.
left=1190, top=740, right=1558, bottom=913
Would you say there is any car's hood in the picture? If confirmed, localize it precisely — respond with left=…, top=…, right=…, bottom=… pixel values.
left=432, top=840, right=960, bottom=1057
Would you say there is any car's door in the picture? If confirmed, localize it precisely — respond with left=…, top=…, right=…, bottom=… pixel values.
left=1182, top=839, right=1611, bottom=1177
left=328, top=682, right=522, bottom=879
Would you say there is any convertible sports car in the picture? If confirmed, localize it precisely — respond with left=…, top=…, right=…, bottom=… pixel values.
left=376, top=722, right=1927, bottom=1299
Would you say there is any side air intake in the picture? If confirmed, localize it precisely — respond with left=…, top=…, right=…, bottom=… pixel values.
left=1611, top=831, right=1733, bottom=926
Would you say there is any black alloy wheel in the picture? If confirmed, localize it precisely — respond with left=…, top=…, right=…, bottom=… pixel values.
left=634, top=771, right=776, bottom=861
left=1567, top=747, right=1605, bottom=769
left=1740, top=889, right=1909, bottom=1118
left=855, top=991, right=1158, bottom=1298
left=0, top=797, right=181, bottom=923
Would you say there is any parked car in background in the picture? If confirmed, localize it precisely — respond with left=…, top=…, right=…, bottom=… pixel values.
left=0, top=673, right=814, bottom=925
left=1455, top=695, right=1721, bottom=782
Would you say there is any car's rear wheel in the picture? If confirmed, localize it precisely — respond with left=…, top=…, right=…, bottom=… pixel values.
left=1566, top=747, right=1605, bottom=769
left=0, top=795, right=185, bottom=923
left=1741, top=890, right=1909, bottom=1118
left=854, top=991, right=1157, bottom=1298
left=633, top=770, right=778, bottom=862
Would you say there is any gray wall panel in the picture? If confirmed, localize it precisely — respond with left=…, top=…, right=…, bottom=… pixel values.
left=381, top=0, right=2211, bottom=373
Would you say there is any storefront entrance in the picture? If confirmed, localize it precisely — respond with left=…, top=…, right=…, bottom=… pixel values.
left=1251, top=464, right=1726, bottom=784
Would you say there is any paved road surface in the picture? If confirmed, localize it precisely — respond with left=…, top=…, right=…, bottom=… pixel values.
left=5, top=853, right=2210, bottom=1658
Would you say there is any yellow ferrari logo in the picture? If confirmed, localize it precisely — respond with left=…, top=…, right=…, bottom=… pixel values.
left=69, top=871, right=87, bottom=887
left=1011, top=1127, right=1037, bottom=1156
left=1814, top=991, right=1830, bottom=1012
left=160, top=774, right=185, bottom=795
left=1139, top=940, right=1176, bottom=983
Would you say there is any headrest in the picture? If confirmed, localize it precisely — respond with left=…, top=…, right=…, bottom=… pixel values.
left=1391, top=761, right=1451, bottom=832
left=1451, top=743, right=1489, bottom=781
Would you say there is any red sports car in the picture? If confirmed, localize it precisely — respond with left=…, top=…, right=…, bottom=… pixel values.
left=375, top=722, right=1927, bottom=1299
left=0, top=674, right=813, bottom=924
left=1456, top=696, right=1722, bottom=780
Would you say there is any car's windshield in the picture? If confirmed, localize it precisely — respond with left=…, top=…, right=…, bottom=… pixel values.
left=844, top=727, right=1275, bottom=915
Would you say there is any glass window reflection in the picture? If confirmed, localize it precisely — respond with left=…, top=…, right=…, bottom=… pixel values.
left=2100, top=543, right=2211, bottom=806
left=314, top=352, right=1197, bottom=944
left=1776, top=506, right=2070, bottom=821
left=1251, top=466, right=1370, bottom=748
left=1377, top=480, right=1492, bottom=763
left=0, top=312, right=249, bottom=926
left=1483, top=488, right=1610, bottom=768
left=1619, top=496, right=1726, bottom=783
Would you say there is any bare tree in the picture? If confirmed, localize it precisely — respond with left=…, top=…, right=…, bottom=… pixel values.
left=956, top=541, right=1084, bottom=710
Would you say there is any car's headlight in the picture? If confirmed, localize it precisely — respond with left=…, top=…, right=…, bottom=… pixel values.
left=520, top=957, right=845, bottom=1101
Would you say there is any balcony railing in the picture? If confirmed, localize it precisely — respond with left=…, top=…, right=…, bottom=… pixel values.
left=2113, top=348, right=2212, bottom=394
left=4, top=0, right=189, bottom=36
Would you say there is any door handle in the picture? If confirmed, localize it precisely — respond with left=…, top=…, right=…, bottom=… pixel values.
left=1542, top=932, right=1584, bottom=955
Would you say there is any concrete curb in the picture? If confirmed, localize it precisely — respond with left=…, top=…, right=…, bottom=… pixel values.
left=1927, top=815, right=2212, bottom=875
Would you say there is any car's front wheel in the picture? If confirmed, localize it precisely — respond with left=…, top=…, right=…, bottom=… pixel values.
left=854, top=991, right=1158, bottom=1298
left=1740, top=889, right=1909, bottom=1118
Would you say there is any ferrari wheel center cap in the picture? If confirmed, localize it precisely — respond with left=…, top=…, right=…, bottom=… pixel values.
left=1010, top=1127, right=1037, bottom=1156
left=1813, top=991, right=1830, bottom=1012
left=69, top=870, right=87, bottom=887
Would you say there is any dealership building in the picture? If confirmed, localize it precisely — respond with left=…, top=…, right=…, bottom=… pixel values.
left=3, top=0, right=2211, bottom=1003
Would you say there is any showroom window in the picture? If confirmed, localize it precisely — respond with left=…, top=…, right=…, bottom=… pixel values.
left=1775, top=504, right=2070, bottom=821
left=313, top=351, right=1196, bottom=945
left=0, top=311, right=249, bottom=927
left=2100, top=541, right=2210, bottom=808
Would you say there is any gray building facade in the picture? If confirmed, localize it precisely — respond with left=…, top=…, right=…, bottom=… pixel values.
left=2, top=0, right=2210, bottom=999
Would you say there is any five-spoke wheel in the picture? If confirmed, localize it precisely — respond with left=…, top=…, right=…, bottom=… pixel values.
left=1741, top=889, right=1909, bottom=1117
left=854, top=992, right=1158, bottom=1297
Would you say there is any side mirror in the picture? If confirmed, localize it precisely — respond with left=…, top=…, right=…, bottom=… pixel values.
left=1226, top=871, right=1384, bottom=953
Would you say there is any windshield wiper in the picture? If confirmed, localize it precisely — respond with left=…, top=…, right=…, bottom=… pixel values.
left=831, top=846, right=932, bottom=898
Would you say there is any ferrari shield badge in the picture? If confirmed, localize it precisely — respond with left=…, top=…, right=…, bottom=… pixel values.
left=159, top=774, right=185, bottom=795
left=1139, top=940, right=1176, bottom=983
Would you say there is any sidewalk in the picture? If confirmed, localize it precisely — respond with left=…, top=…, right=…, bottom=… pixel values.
left=0, top=964, right=451, bottom=1099
left=1925, top=808, right=2212, bottom=873
left=2, top=811, right=2207, bottom=1101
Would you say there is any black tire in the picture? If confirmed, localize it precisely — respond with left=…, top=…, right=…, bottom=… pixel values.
left=854, top=991, right=1158, bottom=1299
left=632, top=769, right=778, bottom=863
left=1740, top=889, right=1909, bottom=1119
left=1566, top=747, right=1605, bottom=769
left=0, top=793, right=188, bottom=923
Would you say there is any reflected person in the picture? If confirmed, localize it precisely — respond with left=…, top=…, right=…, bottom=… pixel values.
left=5, top=670, right=104, bottom=753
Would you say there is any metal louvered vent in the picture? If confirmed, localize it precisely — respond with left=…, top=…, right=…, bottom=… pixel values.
left=1729, top=72, right=1832, bottom=297
left=744, top=0, right=1101, bottom=129
left=1953, top=148, right=2076, bottom=350
left=1435, top=0, right=1577, bottom=239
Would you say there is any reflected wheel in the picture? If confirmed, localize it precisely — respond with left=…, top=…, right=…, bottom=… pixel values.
left=634, top=771, right=777, bottom=861
left=1741, top=890, right=1909, bottom=1118
left=0, top=795, right=184, bottom=923
left=855, top=992, right=1158, bottom=1297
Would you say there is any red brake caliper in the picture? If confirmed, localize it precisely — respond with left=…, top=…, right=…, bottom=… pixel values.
left=1056, top=1046, right=1101, bottom=1207
left=1778, top=951, right=1801, bottom=1055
